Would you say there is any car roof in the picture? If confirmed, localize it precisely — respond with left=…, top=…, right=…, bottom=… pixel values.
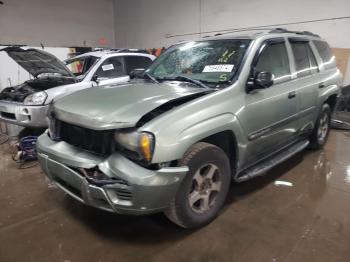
left=189, top=28, right=324, bottom=42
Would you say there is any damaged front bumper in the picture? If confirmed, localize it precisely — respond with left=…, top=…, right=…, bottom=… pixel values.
left=37, top=132, right=188, bottom=215
left=0, top=100, right=48, bottom=127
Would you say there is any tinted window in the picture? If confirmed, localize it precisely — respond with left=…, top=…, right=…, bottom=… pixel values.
left=290, top=41, right=318, bottom=77
left=313, top=40, right=335, bottom=69
left=95, top=57, right=125, bottom=78
left=309, top=46, right=318, bottom=72
left=124, top=56, right=152, bottom=74
left=255, top=42, right=291, bottom=83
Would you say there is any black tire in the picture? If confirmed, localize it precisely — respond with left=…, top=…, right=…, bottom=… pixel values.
left=165, top=142, right=231, bottom=228
left=309, top=104, right=332, bottom=149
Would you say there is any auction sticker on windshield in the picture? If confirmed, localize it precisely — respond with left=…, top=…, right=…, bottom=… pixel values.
left=102, top=64, right=114, bottom=71
left=203, top=64, right=234, bottom=73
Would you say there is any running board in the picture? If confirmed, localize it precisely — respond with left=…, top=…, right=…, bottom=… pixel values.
left=236, top=140, right=309, bottom=182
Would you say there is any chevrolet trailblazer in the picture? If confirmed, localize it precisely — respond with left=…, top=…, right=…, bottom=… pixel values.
left=37, top=29, right=342, bottom=228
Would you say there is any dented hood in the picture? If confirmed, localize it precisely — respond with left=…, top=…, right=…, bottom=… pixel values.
left=53, top=82, right=208, bottom=129
left=1, top=47, right=75, bottom=78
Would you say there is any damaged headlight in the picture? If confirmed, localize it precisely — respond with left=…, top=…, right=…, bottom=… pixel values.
left=115, top=131, right=155, bottom=162
left=24, top=91, right=48, bottom=105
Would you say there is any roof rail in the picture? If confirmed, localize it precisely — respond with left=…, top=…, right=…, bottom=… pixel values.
left=269, top=28, right=320, bottom=37
left=209, top=28, right=275, bottom=37
left=109, top=48, right=149, bottom=54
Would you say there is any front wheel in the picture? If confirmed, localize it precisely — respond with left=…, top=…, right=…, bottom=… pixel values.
left=165, top=142, right=231, bottom=228
left=309, top=104, right=331, bottom=149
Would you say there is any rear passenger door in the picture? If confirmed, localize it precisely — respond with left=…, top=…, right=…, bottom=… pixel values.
left=242, top=38, right=299, bottom=165
left=288, top=38, right=320, bottom=132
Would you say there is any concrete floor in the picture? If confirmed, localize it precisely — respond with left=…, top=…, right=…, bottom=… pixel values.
left=1, top=131, right=350, bottom=262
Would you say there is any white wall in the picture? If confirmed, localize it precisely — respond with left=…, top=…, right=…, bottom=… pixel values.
left=113, top=0, right=200, bottom=48
left=0, top=0, right=115, bottom=47
left=113, top=0, right=350, bottom=49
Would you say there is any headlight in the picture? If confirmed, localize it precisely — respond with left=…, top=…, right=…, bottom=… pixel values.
left=115, top=131, right=155, bottom=162
left=24, top=91, right=48, bottom=105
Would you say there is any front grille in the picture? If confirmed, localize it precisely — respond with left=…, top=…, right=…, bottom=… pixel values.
left=52, top=117, right=115, bottom=156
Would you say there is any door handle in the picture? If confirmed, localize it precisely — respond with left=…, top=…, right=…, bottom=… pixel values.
left=319, top=82, right=326, bottom=88
left=288, top=91, right=296, bottom=99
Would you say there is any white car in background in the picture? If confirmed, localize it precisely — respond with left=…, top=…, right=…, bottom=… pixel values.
left=0, top=47, right=155, bottom=128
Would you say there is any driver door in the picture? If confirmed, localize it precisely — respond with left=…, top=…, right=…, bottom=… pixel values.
left=240, top=38, right=299, bottom=166
left=92, top=56, right=129, bottom=86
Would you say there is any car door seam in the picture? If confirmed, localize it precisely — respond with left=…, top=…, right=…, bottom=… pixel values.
left=247, top=106, right=316, bottom=141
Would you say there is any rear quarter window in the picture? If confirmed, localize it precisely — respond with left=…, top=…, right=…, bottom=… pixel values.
left=313, top=40, right=336, bottom=69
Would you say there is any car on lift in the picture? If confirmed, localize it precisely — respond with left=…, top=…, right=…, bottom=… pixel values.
left=37, top=28, right=342, bottom=228
left=0, top=47, right=155, bottom=128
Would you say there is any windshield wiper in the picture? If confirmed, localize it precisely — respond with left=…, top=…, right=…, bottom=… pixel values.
left=162, top=76, right=210, bottom=89
left=143, top=72, right=159, bottom=84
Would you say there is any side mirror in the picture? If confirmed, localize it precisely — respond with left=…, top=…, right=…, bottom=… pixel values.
left=91, top=75, right=109, bottom=85
left=255, top=71, right=273, bottom=88
left=129, top=68, right=145, bottom=79
left=247, top=71, right=274, bottom=91
left=91, top=74, right=100, bottom=83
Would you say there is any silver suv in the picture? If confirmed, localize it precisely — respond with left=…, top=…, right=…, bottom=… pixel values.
left=0, top=47, right=155, bottom=127
left=37, top=29, right=342, bottom=228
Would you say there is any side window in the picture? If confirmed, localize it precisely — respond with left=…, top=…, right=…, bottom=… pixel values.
left=308, top=45, right=318, bottom=74
left=255, top=41, right=291, bottom=84
left=124, top=56, right=153, bottom=74
left=313, top=40, right=335, bottom=69
left=95, top=57, right=125, bottom=79
left=290, top=41, right=318, bottom=77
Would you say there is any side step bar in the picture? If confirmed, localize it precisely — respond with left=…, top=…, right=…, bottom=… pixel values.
left=236, top=140, right=309, bottom=182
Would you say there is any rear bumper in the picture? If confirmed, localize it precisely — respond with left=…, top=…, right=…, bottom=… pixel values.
left=37, top=132, right=188, bottom=215
left=0, top=100, right=48, bottom=127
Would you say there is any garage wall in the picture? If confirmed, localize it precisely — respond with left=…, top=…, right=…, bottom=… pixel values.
left=0, top=0, right=115, bottom=47
left=113, top=0, right=350, bottom=49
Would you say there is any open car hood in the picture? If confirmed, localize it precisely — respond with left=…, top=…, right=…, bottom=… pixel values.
left=52, top=82, right=209, bottom=129
left=1, top=47, right=75, bottom=78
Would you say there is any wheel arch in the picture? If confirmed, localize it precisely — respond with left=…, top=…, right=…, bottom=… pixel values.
left=324, top=93, right=338, bottom=112
left=150, top=112, right=247, bottom=170
left=198, top=130, right=238, bottom=175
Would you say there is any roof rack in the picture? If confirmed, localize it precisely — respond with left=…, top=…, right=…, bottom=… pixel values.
left=210, top=28, right=275, bottom=37
left=269, top=28, right=320, bottom=37
left=108, top=48, right=149, bottom=54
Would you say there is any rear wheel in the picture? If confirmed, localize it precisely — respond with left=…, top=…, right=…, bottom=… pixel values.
left=165, top=142, right=231, bottom=228
left=309, top=104, right=331, bottom=149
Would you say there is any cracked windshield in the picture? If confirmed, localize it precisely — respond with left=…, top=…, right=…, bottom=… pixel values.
left=146, top=39, right=251, bottom=86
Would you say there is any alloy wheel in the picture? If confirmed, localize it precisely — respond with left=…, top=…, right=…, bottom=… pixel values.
left=317, top=112, right=329, bottom=143
left=188, top=163, right=222, bottom=214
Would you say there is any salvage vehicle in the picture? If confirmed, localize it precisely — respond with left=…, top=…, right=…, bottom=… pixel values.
left=37, top=29, right=342, bottom=228
left=0, top=47, right=155, bottom=127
